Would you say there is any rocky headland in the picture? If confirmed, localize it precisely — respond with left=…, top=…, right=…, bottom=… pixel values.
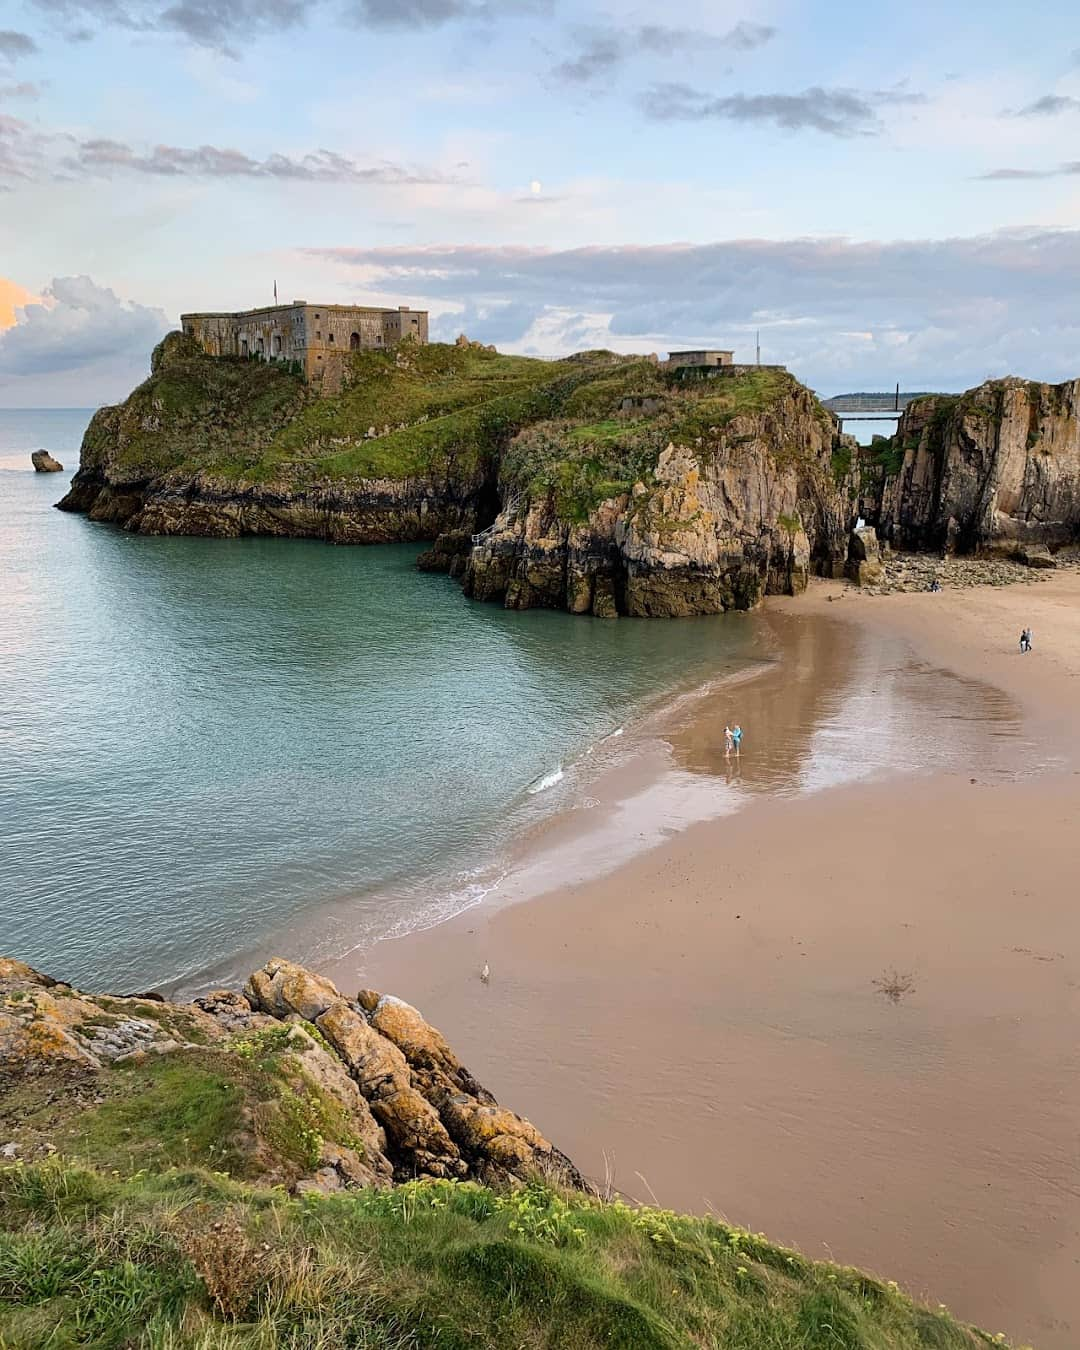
left=0, top=952, right=1015, bottom=1347
left=58, top=335, right=856, bottom=616
left=58, top=336, right=1080, bottom=619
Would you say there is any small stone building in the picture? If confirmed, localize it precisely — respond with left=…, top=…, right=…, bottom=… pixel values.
left=667, top=350, right=734, bottom=370
left=180, top=301, right=429, bottom=387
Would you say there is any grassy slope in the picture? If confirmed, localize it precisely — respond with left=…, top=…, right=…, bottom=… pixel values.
left=0, top=1032, right=370, bottom=1189
left=92, top=343, right=833, bottom=519
left=0, top=1162, right=1012, bottom=1350
left=0, top=1045, right=1018, bottom=1349
left=99, top=339, right=600, bottom=486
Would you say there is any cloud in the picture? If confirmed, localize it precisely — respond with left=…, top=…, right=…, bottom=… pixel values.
left=0, top=116, right=455, bottom=186
left=979, top=161, right=1080, bottom=180
left=638, top=83, right=920, bottom=136
left=0, top=275, right=170, bottom=377
left=66, top=138, right=453, bottom=184
left=716, top=21, right=776, bottom=52
left=0, top=112, right=52, bottom=181
left=0, top=82, right=41, bottom=101
left=552, top=31, right=623, bottom=83
left=553, top=21, right=776, bottom=84
left=1009, top=94, right=1080, bottom=117
left=27, top=0, right=545, bottom=50
left=303, top=232, right=1080, bottom=390
left=345, top=0, right=482, bottom=28
left=0, top=31, right=39, bottom=60
left=0, top=277, right=39, bottom=329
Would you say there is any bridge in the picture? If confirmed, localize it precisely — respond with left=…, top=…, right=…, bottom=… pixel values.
left=821, top=388, right=944, bottom=431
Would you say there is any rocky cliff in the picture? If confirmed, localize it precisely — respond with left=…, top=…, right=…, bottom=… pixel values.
left=0, top=955, right=581, bottom=1194
left=59, top=335, right=857, bottom=615
left=874, top=376, right=1080, bottom=556
left=453, top=370, right=851, bottom=617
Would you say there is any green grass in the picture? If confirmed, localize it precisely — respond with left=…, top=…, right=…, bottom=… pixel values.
left=0, top=1044, right=369, bottom=1187
left=0, top=1164, right=1017, bottom=1350
left=670, top=368, right=789, bottom=444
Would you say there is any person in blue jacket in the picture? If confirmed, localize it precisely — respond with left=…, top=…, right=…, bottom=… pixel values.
left=732, top=724, right=743, bottom=756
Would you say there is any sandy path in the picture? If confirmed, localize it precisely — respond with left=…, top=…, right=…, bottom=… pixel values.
left=334, top=570, right=1080, bottom=1348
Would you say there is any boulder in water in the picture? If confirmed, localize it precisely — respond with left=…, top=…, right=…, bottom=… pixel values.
left=31, top=450, right=63, bottom=473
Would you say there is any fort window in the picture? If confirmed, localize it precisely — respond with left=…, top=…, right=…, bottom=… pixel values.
left=328, top=332, right=334, bottom=344
left=256, top=338, right=264, bottom=355
left=240, top=338, right=249, bottom=356
left=350, top=332, right=360, bottom=350
left=272, top=336, right=282, bottom=356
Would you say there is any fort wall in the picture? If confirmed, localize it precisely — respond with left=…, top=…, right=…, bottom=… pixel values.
left=180, top=302, right=429, bottom=389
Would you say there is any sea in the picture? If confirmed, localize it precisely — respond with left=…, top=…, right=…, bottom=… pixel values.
left=0, top=409, right=763, bottom=992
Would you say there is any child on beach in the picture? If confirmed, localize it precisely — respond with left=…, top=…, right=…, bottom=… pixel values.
left=732, top=724, right=743, bottom=756
left=724, top=725, right=734, bottom=756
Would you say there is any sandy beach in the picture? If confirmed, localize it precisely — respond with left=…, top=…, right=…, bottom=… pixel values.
left=326, top=570, right=1080, bottom=1349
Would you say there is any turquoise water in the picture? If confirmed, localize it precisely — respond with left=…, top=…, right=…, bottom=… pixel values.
left=0, top=410, right=760, bottom=992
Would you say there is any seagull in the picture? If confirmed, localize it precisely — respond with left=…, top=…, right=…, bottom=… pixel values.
left=480, top=962, right=490, bottom=983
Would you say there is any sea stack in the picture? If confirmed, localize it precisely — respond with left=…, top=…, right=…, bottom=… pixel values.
left=31, top=449, right=64, bottom=473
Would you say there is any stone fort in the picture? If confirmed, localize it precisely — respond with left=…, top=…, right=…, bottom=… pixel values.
left=180, top=301, right=429, bottom=387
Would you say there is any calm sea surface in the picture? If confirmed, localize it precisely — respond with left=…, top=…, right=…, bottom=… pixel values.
left=0, top=409, right=763, bottom=992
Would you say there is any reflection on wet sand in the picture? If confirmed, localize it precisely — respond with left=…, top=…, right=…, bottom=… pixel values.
left=667, top=609, right=1046, bottom=795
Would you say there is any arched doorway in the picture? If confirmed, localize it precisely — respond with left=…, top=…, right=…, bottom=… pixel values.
left=350, top=332, right=361, bottom=351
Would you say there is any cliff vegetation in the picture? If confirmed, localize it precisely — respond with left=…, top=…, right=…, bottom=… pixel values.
left=0, top=958, right=1015, bottom=1350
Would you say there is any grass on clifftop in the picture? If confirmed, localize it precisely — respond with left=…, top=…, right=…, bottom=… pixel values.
left=0, top=1036, right=368, bottom=1190
left=0, top=1160, right=1016, bottom=1350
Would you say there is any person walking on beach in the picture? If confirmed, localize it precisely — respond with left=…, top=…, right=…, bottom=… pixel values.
left=1019, top=627, right=1032, bottom=653
left=732, top=723, right=743, bottom=756
left=724, top=725, right=734, bottom=757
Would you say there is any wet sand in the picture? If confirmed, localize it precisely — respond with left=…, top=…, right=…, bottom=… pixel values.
left=325, top=572, right=1080, bottom=1348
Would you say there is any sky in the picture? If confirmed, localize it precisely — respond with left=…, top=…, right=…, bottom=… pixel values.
left=1, top=0, right=1079, bottom=406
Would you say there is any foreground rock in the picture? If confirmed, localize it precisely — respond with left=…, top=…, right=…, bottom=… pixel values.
left=0, top=954, right=583, bottom=1193
left=31, top=450, right=63, bottom=472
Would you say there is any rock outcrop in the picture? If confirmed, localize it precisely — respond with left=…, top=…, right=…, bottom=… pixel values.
left=457, top=374, right=853, bottom=617
left=874, top=377, right=1080, bottom=556
left=31, top=450, right=63, bottom=472
left=845, top=524, right=883, bottom=586
left=0, top=954, right=583, bottom=1193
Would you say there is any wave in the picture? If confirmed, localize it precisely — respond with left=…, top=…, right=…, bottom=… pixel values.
left=527, top=764, right=565, bottom=795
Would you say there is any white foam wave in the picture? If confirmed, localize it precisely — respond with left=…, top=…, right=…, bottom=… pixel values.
left=527, top=764, right=565, bottom=795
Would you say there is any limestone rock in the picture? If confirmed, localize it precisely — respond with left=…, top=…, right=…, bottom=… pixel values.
left=31, top=450, right=63, bottom=473
left=846, top=525, right=883, bottom=586
left=876, top=379, right=1080, bottom=554
left=0, top=961, right=227, bottom=1076
left=315, top=999, right=465, bottom=1179
left=4, top=953, right=584, bottom=1193
left=461, top=375, right=850, bottom=616
left=244, top=957, right=340, bottom=1022
left=1016, top=544, right=1057, bottom=569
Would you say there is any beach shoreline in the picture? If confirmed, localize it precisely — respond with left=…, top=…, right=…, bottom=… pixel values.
left=323, top=570, right=1080, bottom=1348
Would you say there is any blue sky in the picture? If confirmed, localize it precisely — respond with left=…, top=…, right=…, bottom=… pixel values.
left=1, top=0, right=1079, bottom=404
